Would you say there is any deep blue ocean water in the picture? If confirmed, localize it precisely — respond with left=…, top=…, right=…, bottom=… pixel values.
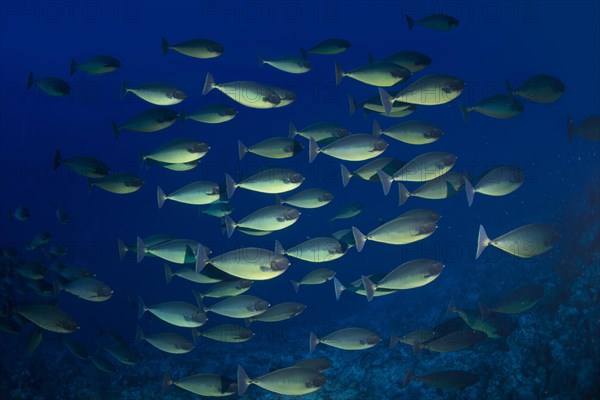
left=1, top=1, right=599, bottom=399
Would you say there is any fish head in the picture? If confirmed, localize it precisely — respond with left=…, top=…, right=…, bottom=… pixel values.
left=302, top=59, right=312, bottom=69
left=310, top=374, right=327, bottom=388
left=210, top=185, right=221, bottom=195
left=98, top=285, right=113, bottom=297
left=264, top=92, right=282, bottom=106
left=223, top=107, right=238, bottom=116
left=128, top=177, right=145, bottom=187
left=289, top=173, right=305, bottom=184
left=511, top=168, right=525, bottom=183
left=428, top=261, right=445, bottom=277
left=254, top=300, right=270, bottom=312
left=419, top=221, right=437, bottom=235
left=181, top=342, right=194, bottom=351
left=283, top=208, right=301, bottom=221
left=319, top=192, right=334, bottom=202
left=392, top=66, right=411, bottom=79
left=270, top=255, right=290, bottom=271
left=440, top=153, right=457, bottom=168
left=425, top=127, right=443, bottom=139
left=367, top=334, right=381, bottom=345
left=373, top=139, right=388, bottom=151
left=292, top=304, right=307, bottom=315
left=442, top=78, right=465, bottom=94
left=209, top=43, right=225, bottom=54
left=192, top=142, right=210, bottom=154
left=172, top=90, right=187, bottom=100
left=238, top=279, right=253, bottom=289
left=60, top=319, right=79, bottom=332
left=447, top=17, right=460, bottom=28
left=192, top=311, right=208, bottom=325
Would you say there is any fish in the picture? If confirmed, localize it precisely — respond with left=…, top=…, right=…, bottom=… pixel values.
left=508, top=74, right=565, bottom=103
left=146, top=159, right=200, bottom=172
left=309, top=134, right=388, bottom=163
left=17, top=304, right=78, bottom=333
left=62, top=338, right=89, bottom=360
left=26, top=72, right=70, bottom=96
left=245, top=302, right=306, bottom=324
left=237, top=365, right=326, bottom=396
left=202, top=72, right=282, bottom=109
left=138, top=296, right=207, bottom=328
left=418, top=328, right=487, bottom=352
left=289, top=122, right=350, bottom=143
left=224, top=205, right=300, bottom=237
left=291, top=268, right=336, bottom=292
left=378, top=152, right=457, bottom=194
left=25, top=327, right=43, bottom=354
left=283, top=237, right=348, bottom=263
left=399, top=171, right=465, bottom=206
left=202, top=295, right=270, bottom=319
left=89, top=354, right=116, bottom=373
left=260, top=54, right=311, bottom=74
left=135, top=326, right=194, bottom=354
left=192, top=279, right=252, bottom=300
left=121, top=82, right=186, bottom=106
left=56, top=277, right=113, bottom=302
left=450, top=306, right=515, bottom=339
left=201, top=201, right=234, bottom=218
left=352, top=212, right=440, bottom=252
left=335, top=62, right=411, bottom=87
left=182, top=104, right=238, bottom=124
left=488, top=284, right=544, bottom=314
left=25, top=231, right=52, bottom=251
left=348, top=92, right=415, bottom=116
left=70, top=54, right=120, bottom=75
left=331, top=229, right=356, bottom=248
left=309, top=328, right=380, bottom=352
left=89, top=173, right=144, bottom=194
left=269, top=85, right=296, bottom=107
left=162, top=37, right=224, bottom=58
left=340, top=157, right=406, bottom=187
left=476, top=223, right=560, bottom=259
left=157, top=181, right=220, bottom=208
left=361, top=259, right=444, bottom=301
left=56, top=264, right=96, bottom=281
left=292, top=357, right=332, bottom=372
left=225, top=168, right=304, bottom=198
left=193, top=324, right=253, bottom=343
left=136, top=237, right=198, bottom=264
left=373, top=120, right=443, bottom=145
left=164, top=264, right=230, bottom=285
left=238, top=137, right=303, bottom=160
left=53, top=150, right=110, bottom=178
left=117, top=234, right=173, bottom=261
left=196, top=243, right=289, bottom=281
left=163, top=372, right=236, bottom=397
left=406, top=14, right=459, bottom=30
left=464, top=166, right=524, bottom=206
left=379, top=50, right=432, bottom=73
left=329, top=203, right=363, bottom=221
left=9, top=205, right=30, bottom=222
left=142, top=138, right=209, bottom=165
left=103, top=343, right=140, bottom=365
left=55, top=206, right=69, bottom=224
left=112, top=108, right=179, bottom=138
left=568, top=115, right=600, bottom=142
left=403, top=370, right=479, bottom=390
left=379, top=74, right=465, bottom=112
left=277, top=188, right=333, bottom=209
left=460, top=94, right=524, bottom=120
left=301, top=38, right=350, bottom=55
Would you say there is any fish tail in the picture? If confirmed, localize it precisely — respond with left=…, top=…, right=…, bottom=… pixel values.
left=26, top=72, right=34, bottom=89
left=191, top=328, right=201, bottom=344
left=464, top=177, right=475, bottom=207
left=163, top=264, right=173, bottom=284
left=378, top=87, right=394, bottom=115
left=117, top=238, right=128, bottom=261
left=51, top=276, right=63, bottom=297
left=137, top=296, right=146, bottom=319
left=308, top=138, right=320, bottom=163
left=405, top=15, right=415, bottom=30
left=69, top=59, right=77, bottom=76
left=352, top=227, right=367, bottom=252
left=244, top=318, right=252, bottom=327
left=274, top=240, right=285, bottom=256
left=192, top=290, right=204, bottom=308
left=334, top=63, right=344, bottom=85
left=362, top=275, right=376, bottom=302
left=389, top=333, right=398, bottom=349
left=459, top=103, right=470, bottom=121
left=161, top=37, right=170, bottom=55
left=237, top=140, right=248, bottom=161
left=53, top=150, right=62, bottom=170
left=372, top=119, right=382, bottom=137
left=195, top=244, right=208, bottom=273
left=340, top=164, right=352, bottom=188
left=567, top=116, right=575, bottom=143
left=309, top=332, right=320, bottom=354
left=120, top=81, right=128, bottom=100
left=333, top=277, right=345, bottom=301
left=402, top=369, right=414, bottom=387
left=348, top=94, right=357, bottom=115
left=136, top=237, right=146, bottom=263
left=479, top=301, right=491, bottom=317
left=476, top=224, right=490, bottom=259
left=398, top=183, right=410, bottom=206
left=237, top=365, right=250, bottom=395
left=274, top=194, right=283, bottom=206
left=162, top=372, right=172, bottom=394
left=135, top=326, right=144, bottom=344
left=224, top=173, right=237, bottom=198
left=257, top=55, right=264, bottom=66
left=288, top=121, right=298, bottom=138
left=202, top=72, right=215, bottom=95
left=157, top=186, right=167, bottom=209
left=179, top=108, right=186, bottom=125
left=111, top=121, right=120, bottom=140
left=291, top=280, right=300, bottom=293
left=504, top=78, right=514, bottom=94
left=377, top=170, right=394, bottom=196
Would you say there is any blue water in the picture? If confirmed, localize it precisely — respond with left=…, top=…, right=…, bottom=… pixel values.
left=1, top=1, right=599, bottom=399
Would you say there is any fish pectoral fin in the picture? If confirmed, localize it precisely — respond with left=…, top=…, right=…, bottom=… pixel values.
left=260, top=265, right=271, bottom=272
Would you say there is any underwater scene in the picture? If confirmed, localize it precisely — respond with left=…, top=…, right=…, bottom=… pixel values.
left=1, top=1, right=599, bottom=399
